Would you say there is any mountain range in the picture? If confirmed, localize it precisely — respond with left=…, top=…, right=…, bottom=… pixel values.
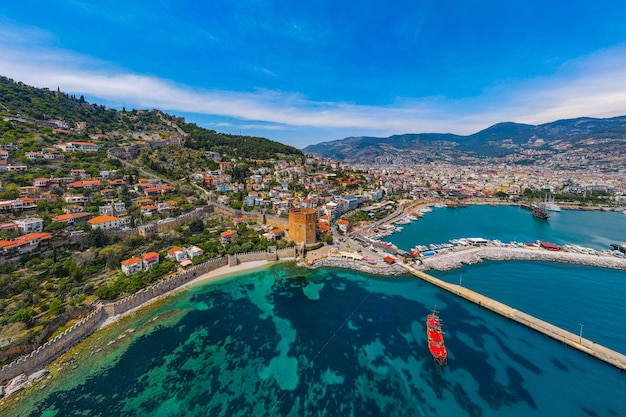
left=303, top=116, right=626, bottom=165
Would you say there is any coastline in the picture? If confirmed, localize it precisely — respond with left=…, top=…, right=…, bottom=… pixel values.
left=2, top=247, right=624, bottom=407
left=96, top=260, right=273, bottom=330
left=0, top=257, right=285, bottom=400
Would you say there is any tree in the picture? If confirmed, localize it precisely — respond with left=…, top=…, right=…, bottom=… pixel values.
left=11, top=307, right=34, bottom=324
left=100, top=244, right=124, bottom=268
left=188, top=218, right=205, bottom=234
left=49, top=299, right=65, bottom=316
left=88, top=228, right=110, bottom=248
left=0, top=183, right=20, bottom=199
left=325, top=235, right=334, bottom=245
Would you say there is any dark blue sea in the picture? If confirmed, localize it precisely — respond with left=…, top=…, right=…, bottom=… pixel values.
left=6, top=206, right=626, bottom=416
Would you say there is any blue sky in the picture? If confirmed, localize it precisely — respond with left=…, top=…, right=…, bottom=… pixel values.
left=2, top=1, right=626, bottom=148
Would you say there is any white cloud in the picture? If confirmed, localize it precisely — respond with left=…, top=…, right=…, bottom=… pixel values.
left=1, top=25, right=626, bottom=139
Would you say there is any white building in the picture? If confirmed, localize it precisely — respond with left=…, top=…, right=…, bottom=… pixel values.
left=15, top=218, right=44, bottom=234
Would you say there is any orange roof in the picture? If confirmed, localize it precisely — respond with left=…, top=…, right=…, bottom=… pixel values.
left=167, top=246, right=183, bottom=255
left=142, top=252, right=159, bottom=260
left=121, top=257, right=142, bottom=266
left=272, top=228, right=283, bottom=233
left=141, top=205, right=158, bottom=210
left=88, top=215, right=117, bottom=224
left=52, top=213, right=74, bottom=222
left=0, top=222, right=17, bottom=230
left=337, top=219, right=349, bottom=225
left=0, top=232, right=52, bottom=249
left=318, top=224, right=331, bottom=232
left=220, top=230, right=237, bottom=237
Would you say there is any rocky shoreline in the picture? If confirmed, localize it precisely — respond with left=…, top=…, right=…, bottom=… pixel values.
left=303, top=258, right=407, bottom=275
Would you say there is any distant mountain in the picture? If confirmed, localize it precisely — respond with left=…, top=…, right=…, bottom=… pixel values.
left=303, top=117, right=626, bottom=165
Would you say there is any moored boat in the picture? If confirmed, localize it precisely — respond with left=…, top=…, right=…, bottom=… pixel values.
left=426, top=307, right=447, bottom=366
left=532, top=205, right=550, bottom=220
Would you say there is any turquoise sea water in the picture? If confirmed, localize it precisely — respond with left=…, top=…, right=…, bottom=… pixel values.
left=7, top=206, right=626, bottom=416
left=9, top=264, right=626, bottom=417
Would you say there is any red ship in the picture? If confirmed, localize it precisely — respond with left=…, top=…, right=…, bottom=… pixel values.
left=426, top=307, right=447, bottom=366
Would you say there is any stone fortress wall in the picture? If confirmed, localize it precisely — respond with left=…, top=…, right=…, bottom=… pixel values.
left=0, top=248, right=296, bottom=386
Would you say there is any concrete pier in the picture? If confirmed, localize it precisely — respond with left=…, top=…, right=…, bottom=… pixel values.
left=403, top=264, right=626, bottom=372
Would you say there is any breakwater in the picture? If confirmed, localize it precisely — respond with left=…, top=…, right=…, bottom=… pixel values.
left=0, top=248, right=296, bottom=389
left=305, top=246, right=626, bottom=372
left=403, top=265, right=626, bottom=372
left=419, top=246, right=626, bottom=271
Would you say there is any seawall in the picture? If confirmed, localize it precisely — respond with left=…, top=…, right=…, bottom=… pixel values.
left=419, top=246, right=626, bottom=271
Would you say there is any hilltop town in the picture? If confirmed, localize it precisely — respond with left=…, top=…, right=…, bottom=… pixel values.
left=0, top=76, right=625, bottom=365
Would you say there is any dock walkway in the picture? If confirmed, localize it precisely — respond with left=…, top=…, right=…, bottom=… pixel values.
left=402, top=264, right=626, bottom=372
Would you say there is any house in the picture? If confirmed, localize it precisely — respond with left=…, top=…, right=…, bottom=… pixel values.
left=64, top=195, right=89, bottom=204
left=109, top=179, right=126, bottom=187
left=318, top=222, right=332, bottom=235
left=25, top=152, right=45, bottom=161
left=0, top=232, right=53, bottom=259
left=220, top=229, right=238, bottom=245
left=186, top=246, right=204, bottom=259
left=0, top=222, right=18, bottom=232
left=63, top=205, right=84, bottom=214
left=0, top=198, right=38, bottom=213
left=337, top=219, right=350, bottom=233
left=141, top=205, right=158, bottom=216
left=55, top=142, right=99, bottom=152
left=70, top=169, right=89, bottom=179
left=157, top=200, right=178, bottom=212
left=67, top=180, right=101, bottom=190
left=142, top=252, right=160, bottom=269
left=87, top=215, right=129, bottom=231
left=271, top=228, right=285, bottom=240
left=233, top=217, right=247, bottom=226
left=121, top=257, right=143, bottom=275
left=112, top=202, right=127, bottom=215
left=167, top=246, right=187, bottom=262
left=52, top=212, right=92, bottom=225
left=15, top=218, right=44, bottom=234
left=33, top=178, right=51, bottom=187
left=243, top=193, right=257, bottom=207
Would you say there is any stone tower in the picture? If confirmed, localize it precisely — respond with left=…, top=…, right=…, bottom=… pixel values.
left=288, top=208, right=317, bottom=245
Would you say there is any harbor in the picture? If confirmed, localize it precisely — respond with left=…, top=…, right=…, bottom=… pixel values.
left=401, top=263, right=626, bottom=372
left=328, top=203, right=626, bottom=372
left=307, top=242, right=626, bottom=371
